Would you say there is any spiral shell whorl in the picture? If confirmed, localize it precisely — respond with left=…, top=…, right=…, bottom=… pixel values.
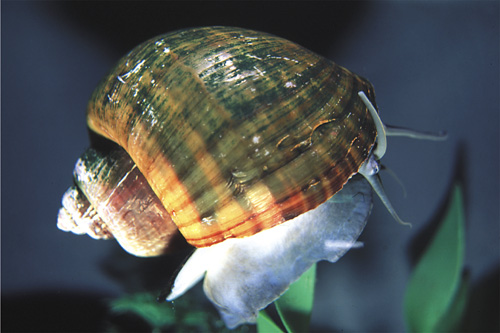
left=86, top=26, right=377, bottom=247
left=58, top=148, right=180, bottom=256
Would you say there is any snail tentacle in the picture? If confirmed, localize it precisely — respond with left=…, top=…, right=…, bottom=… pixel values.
left=380, top=165, right=408, bottom=198
left=358, top=92, right=448, bottom=159
left=385, top=124, right=448, bottom=140
left=358, top=156, right=412, bottom=227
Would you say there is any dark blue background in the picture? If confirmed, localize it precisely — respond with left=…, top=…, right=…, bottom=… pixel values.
left=2, top=1, right=499, bottom=331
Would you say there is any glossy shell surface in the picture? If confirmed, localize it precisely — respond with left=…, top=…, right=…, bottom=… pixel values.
left=86, top=26, right=377, bottom=247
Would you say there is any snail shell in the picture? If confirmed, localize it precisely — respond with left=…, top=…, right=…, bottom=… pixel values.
left=58, top=148, right=181, bottom=256
left=59, top=26, right=379, bottom=253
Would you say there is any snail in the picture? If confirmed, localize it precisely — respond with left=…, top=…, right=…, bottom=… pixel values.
left=57, top=26, right=446, bottom=328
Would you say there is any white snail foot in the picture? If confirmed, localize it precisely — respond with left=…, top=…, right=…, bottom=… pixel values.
left=167, top=176, right=372, bottom=328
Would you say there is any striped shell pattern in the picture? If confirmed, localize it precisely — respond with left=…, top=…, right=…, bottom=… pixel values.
left=58, top=26, right=379, bottom=254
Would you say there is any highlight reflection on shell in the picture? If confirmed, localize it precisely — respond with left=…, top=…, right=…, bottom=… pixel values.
left=64, top=26, right=378, bottom=249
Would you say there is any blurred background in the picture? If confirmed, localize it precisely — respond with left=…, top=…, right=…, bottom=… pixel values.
left=2, top=1, right=498, bottom=331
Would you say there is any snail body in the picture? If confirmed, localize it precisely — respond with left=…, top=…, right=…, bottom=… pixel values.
left=58, top=26, right=445, bottom=327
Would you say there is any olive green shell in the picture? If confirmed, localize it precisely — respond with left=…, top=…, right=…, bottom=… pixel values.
left=86, top=26, right=377, bottom=247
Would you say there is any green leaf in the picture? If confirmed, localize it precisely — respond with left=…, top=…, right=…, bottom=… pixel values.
left=110, top=292, right=175, bottom=329
left=435, top=270, right=470, bottom=332
left=404, top=184, right=466, bottom=332
left=257, top=310, right=284, bottom=333
left=275, top=263, right=317, bottom=333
